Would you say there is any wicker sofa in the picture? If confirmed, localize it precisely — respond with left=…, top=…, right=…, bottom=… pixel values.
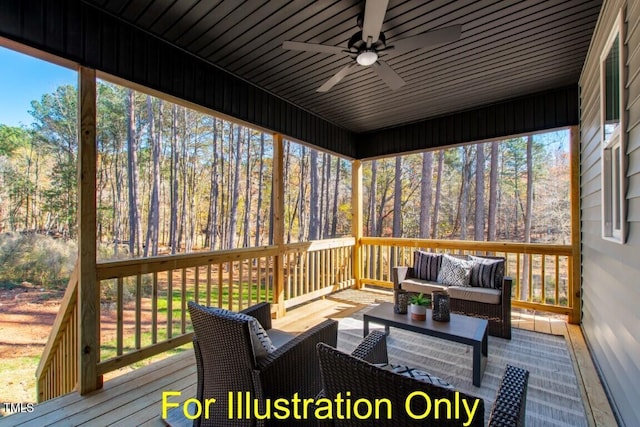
left=392, top=252, right=512, bottom=339
left=187, top=301, right=338, bottom=427
left=317, top=331, right=529, bottom=427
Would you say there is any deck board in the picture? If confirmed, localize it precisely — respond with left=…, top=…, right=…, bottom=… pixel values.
left=0, top=289, right=615, bottom=427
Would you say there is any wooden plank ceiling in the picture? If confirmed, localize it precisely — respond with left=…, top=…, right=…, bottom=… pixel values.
left=84, top=0, right=602, bottom=134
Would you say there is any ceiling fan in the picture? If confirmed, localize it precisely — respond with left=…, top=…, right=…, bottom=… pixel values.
left=282, top=0, right=461, bottom=92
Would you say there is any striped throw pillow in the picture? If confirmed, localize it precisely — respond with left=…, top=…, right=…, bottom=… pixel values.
left=413, top=251, right=442, bottom=281
left=469, top=256, right=505, bottom=289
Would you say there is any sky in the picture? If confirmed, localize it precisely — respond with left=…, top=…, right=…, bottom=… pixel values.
left=0, top=46, right=76, bottom=128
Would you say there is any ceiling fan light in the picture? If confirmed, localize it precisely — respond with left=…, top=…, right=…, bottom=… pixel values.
left=356, top=50, right=378, bottom=66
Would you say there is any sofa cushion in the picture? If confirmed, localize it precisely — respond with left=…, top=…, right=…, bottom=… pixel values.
left=469, top=256, right=504, bottom=289
left=399, top=278, right=447, bottom=295
left=206, top=307, right=276, bottom=359
left=447, top=286, right=501, bottom=304
left=374, top=363, right=455, bottom=390
left=437, top=254, right=473, bottom=287
left=413, top=251, right=442, bottom=281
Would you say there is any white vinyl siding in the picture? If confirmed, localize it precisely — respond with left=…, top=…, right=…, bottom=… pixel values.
left=580, top=1, right=640, bottom=426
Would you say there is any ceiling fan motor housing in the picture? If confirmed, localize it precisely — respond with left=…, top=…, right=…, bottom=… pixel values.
left=348, top=30, right=386, bottom=53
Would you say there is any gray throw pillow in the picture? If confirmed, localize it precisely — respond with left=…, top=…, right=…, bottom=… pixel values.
left=437, top=254, right=473, bottom=287
left=469, top=256, right=505, bottom=289
left=413, top=250, right=442, bottom=281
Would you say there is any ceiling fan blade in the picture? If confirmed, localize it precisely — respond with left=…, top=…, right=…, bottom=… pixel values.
left=362, top=0, right=389, bottom=46
left=282, top=41, right=345, bottom=55
left=317, top=63, right=358, bottom=92
left=390, top=25, right=462, bottom=53
left=373, top=60, right=405, bottom=91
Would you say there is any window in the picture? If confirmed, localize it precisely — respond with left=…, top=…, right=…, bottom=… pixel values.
left=600, top=10, right=626, bottom=243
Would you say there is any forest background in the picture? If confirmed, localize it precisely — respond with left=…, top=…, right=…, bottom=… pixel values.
left=0, top=78, right=571, bottom=292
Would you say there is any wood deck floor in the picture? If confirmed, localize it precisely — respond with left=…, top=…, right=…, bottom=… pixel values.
left=0, top=288, right=617, bottom=427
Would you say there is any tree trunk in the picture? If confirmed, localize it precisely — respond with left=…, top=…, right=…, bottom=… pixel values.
left=392, top=156, right=402, bottom=237
left=309, top=149, right=319, bottom=240
left=459, top=147, right=470, bottom=240
left=331, top=158, right=341, bottom=237
left=419, top=151, right=433, bottom=238
left=488, top=141, right=499, bottom=240
left=319, top=153, right=326, bottom=238
left=368, top=160, right=377, bottom=236
left=243, top=129, right=252, bottom=248
left=298, top=146, right=307, bottom=242
left=112, top=137, right=123, bottom=256
left=228, top=124, right=242, bottom=249
left=431, top=151, right=444, bottom=238
left=284, top=141, right=293, bottom=244
left=144, top=96, right=160, bottom=256
left=176, top=108, right=188, bottom=252
left=126, top=89, right=141, bottom=257
left=475, top=143, right=486, bottom=241
left=521, top=135, right=534, bottom=300
left=206, top=119, right=219, bottom=250
left=169, top=104, right=179, bottom=254
left=255, top=132, right=265, bottom=247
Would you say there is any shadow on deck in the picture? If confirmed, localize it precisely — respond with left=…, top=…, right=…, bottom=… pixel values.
left=0, top=288, right=615, bottom=427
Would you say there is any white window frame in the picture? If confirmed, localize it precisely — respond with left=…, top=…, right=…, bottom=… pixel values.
left=600, top=9, right=626, bottom=243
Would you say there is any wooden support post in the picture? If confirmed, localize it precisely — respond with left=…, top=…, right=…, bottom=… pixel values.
left=352, top=160, right=363, bottom=289
left=272, top=134, right=285, bottom=317
left=569, top=125, right=581, bottom=324
left=78, top=66, right=100, bottom=393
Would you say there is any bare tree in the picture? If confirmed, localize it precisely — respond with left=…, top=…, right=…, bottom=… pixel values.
left=169, top=104, right=179, bottom=254
left=392, top=156, right=402, bottom=237
left=126, top=89, right=141, bottom=256
left=331, top=158, right=341, bottom=237
left=475, top=143, right=485, bottom=241
left=419, top=151, right=433, bottom=238
left=144, top=96, right=161, bottom=256
left=297, top=145, right=307, bottom=242
left=243, top=129, right=253, bottom=248
left=254, top=132, right=265, bottom=247
left=368, top=160, right=378, bottom=236
left=206, top=119, right=219, bottom=250
left=309, top=149, right=319, bottom=240
left=488, top=141, right=499, bottom=240
left=228, top=124, right=241, bottom=249
left=431, top=151, right=444, bottom=238
left=521, top=135, right=534, bottom=300
left=458, top=147, right=471, bottom=240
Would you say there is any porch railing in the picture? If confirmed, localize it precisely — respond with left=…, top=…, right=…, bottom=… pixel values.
left=36, top=261, right=79, bottom=402
left=360, top=237, right=574, bottom=315
left=36, top=235, right=573, bottom=402
left=35, top=237, right=356, bottom=402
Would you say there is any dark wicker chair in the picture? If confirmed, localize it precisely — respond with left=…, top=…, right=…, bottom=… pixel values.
left=187, top=301, right=338, bottom=427
left=317, top=332, right=528, bottom=427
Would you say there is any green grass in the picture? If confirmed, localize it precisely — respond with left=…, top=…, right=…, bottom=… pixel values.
left=0, top=356, right=41, bottom=405
left=99, top=282, right=273, bottom=362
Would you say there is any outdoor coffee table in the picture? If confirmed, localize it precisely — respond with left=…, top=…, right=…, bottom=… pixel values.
left=363, top=302, right=488, bottom=387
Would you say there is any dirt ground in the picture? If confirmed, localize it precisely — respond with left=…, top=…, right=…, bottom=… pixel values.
left=0, top=286, right=62, bottom=408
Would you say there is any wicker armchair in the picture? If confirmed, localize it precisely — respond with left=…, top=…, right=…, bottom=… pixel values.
left=188, top=301, right=338, bottom=427
left=317, top=332, right=528, bottom=427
